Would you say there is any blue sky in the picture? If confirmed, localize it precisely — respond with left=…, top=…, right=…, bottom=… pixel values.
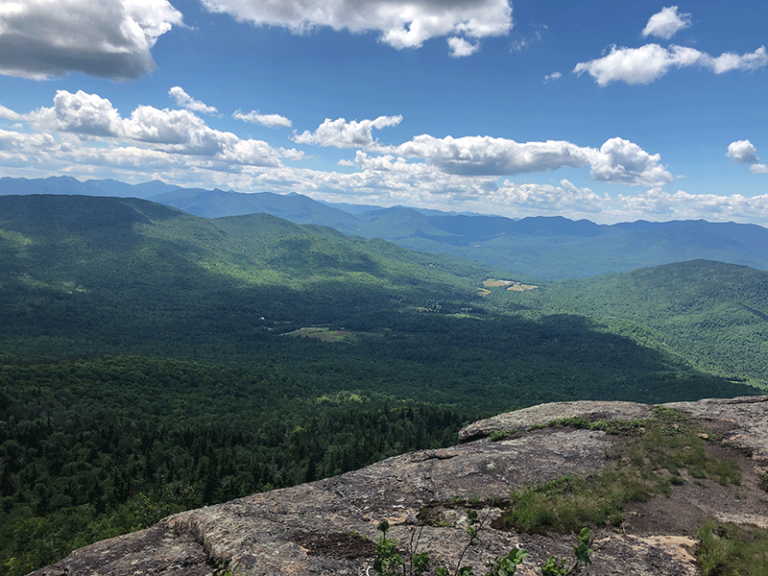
left=0, top=1, right=766, bottom=224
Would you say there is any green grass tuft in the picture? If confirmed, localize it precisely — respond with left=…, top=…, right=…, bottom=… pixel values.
left=500, top=408, right=743, bottom=533
left=697, top=520, right=768, bottom=576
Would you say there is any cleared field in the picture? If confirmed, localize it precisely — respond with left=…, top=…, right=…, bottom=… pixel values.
left=283, top=327, right=353, bottom=342
left=483, top=278, right=538, bottom=291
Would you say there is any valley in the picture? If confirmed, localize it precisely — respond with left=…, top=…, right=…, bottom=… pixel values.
left=1, top=190, right=767, bottom=575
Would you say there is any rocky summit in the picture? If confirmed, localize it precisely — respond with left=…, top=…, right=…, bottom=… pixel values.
left=31, top=396, right=768, bottom=576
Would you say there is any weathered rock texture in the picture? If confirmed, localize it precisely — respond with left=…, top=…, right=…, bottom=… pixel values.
left=30, top=396, right=768, bottom=576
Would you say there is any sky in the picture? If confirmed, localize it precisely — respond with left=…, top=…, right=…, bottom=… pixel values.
left=0, top=0, right=766, bottom=224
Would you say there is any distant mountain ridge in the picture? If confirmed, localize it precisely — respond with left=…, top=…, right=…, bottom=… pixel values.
left=3, top=176, right=768, bottom=280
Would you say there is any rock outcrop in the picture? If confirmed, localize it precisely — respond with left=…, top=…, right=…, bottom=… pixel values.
left=30, top=396, right=768, bottom=576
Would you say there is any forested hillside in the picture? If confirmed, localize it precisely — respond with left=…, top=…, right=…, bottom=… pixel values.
left=496, top=259, right=768, bottom=385
left=0, top=195, right=760, bottom=575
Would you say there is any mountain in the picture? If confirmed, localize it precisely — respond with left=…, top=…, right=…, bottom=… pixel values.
left=29, top=395, right=768, bottom=576
left=501, top=259, right=768, bottom=384
left=148, top=188, right=361, bottom=229
left=139, top=182, right=768, bottom=280
left=0, top=194, right=497, bottom=356
left=0, top=175, right=181, bottom=199
left=2, top=194, right=764, bottom=574
left=390, top=216, right=768, bottom=281
left=1, top=194, right=760, bottom=410
left=151, top=184, right=768, bottom=281
left=0, top=175, right=94, bottom=196
left=6, top=176, right=768, bottom=281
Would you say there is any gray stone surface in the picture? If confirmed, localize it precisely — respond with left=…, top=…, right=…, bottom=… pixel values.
left=667, top=395, right=768, bottom=460
left=458, top=400, right=654, bottom=442
left=29, top=396, right=768, bottom=576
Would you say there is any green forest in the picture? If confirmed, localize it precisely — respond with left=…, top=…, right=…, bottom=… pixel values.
left=0, top=195, right=764, bottom=575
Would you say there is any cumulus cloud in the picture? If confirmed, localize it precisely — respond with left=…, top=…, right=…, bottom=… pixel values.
left=495, top=179, right=603, bottom=213
left=642, top=6, right=692, bottom=40
left=335, top=152, right=605, bottom=215
left=619, top=188, right=768, bottom=222
left=279, top=147, right=305, bottom=161
left=390, top=135, right=591, bottom=176
left=386, top=134, right=671, bottom=186
left=30, top=90, right=283, bottom=166
left=575, top=44, right=767, bottom=86
left=574, top=44, right=700, bottom=86
left=448, top=37, right=479, bottom=57
left=169, top=87, right=218, bottom=115
left=728, top=140, right=768, bottom=174
left=32, top=91, right=125, bottom=138
left=0, top=0, right=183, bottom=80
left=727, top=140, right=759, bottom=164
left=0, top=127, right=55, bottom=151
left=588, top=137, right=673, bottom=186
left=199, top=0, right=512, bottom=54
left=544, top=71, right=562, bottom=82
left=702, top=47, right=768, bottom=74
left=234, top=110, right=292, bottom=128
left=293, top=116, right=403, bottom=148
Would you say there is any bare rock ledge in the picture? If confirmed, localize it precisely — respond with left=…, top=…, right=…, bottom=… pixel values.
left=30, top=396, right=768, bottom=576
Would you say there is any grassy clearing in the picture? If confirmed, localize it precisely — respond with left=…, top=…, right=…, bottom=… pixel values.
left=283, top=327, right=354, bottom=342
left=482, top=278, right=538, bottom=291
left=496, top=406, right=742, bottom=533
left=484, top=278, right=515, bottom=287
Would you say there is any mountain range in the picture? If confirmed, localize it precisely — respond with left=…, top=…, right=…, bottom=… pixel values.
left=2, top=191, right=767, bottom=575
left=3, top=176, right=768, bottom=280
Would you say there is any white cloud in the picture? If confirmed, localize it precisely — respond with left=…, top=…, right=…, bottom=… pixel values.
left=279, top=147, right=305, bottom=161
left=448, top=37, right=479, bottom=57
left=618, top=188, right=768, bottom=223
left=234, top=110, right=292, bottom=128
left=390, top=135, right=591, bottom=175
left=574, top=44, right=699, bottom=86
left=293, top=116, right=403, bottom=148
left=495, top=179, right=603, bottom=213
left=642, top=6, right=692, bottom=40
left=199, top=0, right=512, bottom=53
left=728, top=140, right=768, bottom=175
left=169, top=87, right=218, bottom=115
left=0, top=104, right=22, bottom=121
left=387, top=134, right=671, bottom=186
left=32, top=90, right=125, bottom=138
left=575, top=44, right=767, bottom=86
left=588, top=137, right=673, bottom=187
left=0, top=0, right=183, bottom=80
left=727, top=140, right=759, bottom=164
left=703, top=46, right=768, bottom=74
left=544, top=71, right=562, bottom=82
left=30, top=90, right=283, bottom=167
left=0, top=128, right=55, bottom=151
left=306, top=153, right=605, bottom=217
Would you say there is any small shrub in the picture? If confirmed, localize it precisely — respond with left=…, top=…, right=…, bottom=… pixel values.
left=372, top=516, right=593, bottom=576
